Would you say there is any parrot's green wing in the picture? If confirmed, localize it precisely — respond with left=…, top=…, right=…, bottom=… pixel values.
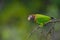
left=34, top=14, right=51, bottom=27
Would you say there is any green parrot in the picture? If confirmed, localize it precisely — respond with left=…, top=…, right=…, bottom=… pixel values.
left=28, top=14, right=54, bottom=27
left=27, top=14, right=55, bottom=40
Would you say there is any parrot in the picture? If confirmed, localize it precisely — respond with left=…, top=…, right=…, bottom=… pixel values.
left=28, top=14, right=54, bottom=27
left=27, top=14, right=56, bottom=40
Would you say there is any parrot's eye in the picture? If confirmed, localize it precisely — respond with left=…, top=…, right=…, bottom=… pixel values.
left=28, top=15, right=32, bottom=21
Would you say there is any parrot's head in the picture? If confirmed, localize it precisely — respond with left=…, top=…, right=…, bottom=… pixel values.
left=28, top=14, right=35, bottom=22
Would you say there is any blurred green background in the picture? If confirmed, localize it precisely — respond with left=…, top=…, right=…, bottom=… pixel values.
left=0, top=0, right=60, bottom=40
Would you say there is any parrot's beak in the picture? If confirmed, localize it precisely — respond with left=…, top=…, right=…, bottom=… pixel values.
left=28, top=15, right=32, bottom=21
